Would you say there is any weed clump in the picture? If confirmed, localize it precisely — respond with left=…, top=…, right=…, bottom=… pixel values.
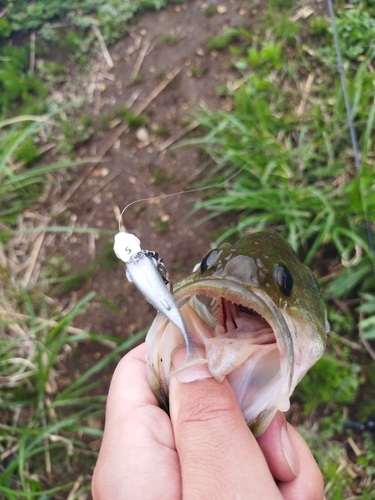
left=295, top=355, right=362, bottom=414
left=208, top=28, right=240, bottom=50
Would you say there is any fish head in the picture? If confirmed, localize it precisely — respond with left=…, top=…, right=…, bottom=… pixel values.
left=146, top=231, right=329, bottom=435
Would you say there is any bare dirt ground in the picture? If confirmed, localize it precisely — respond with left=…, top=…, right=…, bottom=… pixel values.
left=49, top=1, right=256, bottom=382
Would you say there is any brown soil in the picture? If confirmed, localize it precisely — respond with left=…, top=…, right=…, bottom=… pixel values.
left=50, top=1, right=258, bottom=375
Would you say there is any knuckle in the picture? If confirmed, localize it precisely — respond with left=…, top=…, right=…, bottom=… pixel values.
left=178, top=386, right=238, bottom=427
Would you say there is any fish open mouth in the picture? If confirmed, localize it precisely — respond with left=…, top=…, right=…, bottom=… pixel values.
left=146, top=278, right=295, bottom=434
left=189, top=294, right=276, bottom=346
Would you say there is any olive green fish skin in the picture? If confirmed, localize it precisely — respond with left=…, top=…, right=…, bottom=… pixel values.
left=146, top=231, right=328, bottom=435
left=176, top=231, right=327, bottom=352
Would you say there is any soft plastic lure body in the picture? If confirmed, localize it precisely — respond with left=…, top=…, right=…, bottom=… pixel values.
left=114, top=231, right=202, bottom=366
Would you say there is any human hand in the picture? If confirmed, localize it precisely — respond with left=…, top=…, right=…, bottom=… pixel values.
left=92, top=343, right=324, bottom=499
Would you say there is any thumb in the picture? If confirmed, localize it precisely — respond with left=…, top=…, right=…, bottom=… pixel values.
left=257, top=411, right=298, bottom=481
left=169, top=347, right=283, bottom=500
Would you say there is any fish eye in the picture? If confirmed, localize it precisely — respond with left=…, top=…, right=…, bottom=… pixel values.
left=200, top=250, right=221, bottom=273
left=273, top=264, right=293, bottom=297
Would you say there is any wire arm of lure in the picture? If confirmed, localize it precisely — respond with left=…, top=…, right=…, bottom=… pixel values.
left=114, top=232, right=204, bottom=368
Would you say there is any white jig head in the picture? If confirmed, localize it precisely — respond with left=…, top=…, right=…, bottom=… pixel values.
left=114, top=231, right=142, bottom=263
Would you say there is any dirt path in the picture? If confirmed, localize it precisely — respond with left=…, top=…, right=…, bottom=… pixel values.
left=53, top=1, right=255, bottom=349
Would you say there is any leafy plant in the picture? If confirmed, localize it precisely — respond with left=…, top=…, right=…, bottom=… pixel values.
left=295, top=355, right=362, bottom=414
left=0, top=46, right=47, bottom=117
left=336, top=8, right=375, bottom=60
left=3, top=0, right=182, bottom=45
left=208, top=28, right=241, bottom=51
left=116, top=106, right=148, bottom=128
left=315, top=5, right=375, bottom=65
left=262, top=9, right=301, bottom=46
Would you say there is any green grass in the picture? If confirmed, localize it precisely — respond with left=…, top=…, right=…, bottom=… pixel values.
left=207, top=28, right=242, bottom=51
left=0, top=115, right=89, bottom=230
left=187, top=21, right=375, bottom=324
left=179, top=3, right=375, bottom=497
left=294, top=355, right=362, bottom=415
left=98, top=239, right=120, bottom=271
left=2, top=0, right=183, bottom=46
left=0, top=45, right=48, bottom=117
left=2, top=1, right=375, bottom=498
left=0, top=114, right=144, bottom=496
left=0, top=117, right=63, bottom=226
left=0, top=109, right=131, bottom=496
left=0, top=290, right=145, bottom=497
left=0, top=0, right=181, bottom=160
left=0, top=2, right=180, bottom=493
left=316, top=6, right=375, bottom=64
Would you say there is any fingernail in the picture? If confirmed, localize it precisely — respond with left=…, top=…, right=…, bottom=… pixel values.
left=171, top=345, right=212, bottom=383
left=281, top=424, right=298, bottom=477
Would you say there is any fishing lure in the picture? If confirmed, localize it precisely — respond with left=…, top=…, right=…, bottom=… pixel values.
left=113, top=231, right=203, bottom=368
left=112, top=179, right=245, bottom=369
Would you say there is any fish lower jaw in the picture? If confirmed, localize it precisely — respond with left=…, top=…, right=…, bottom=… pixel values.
left=185, top=299, right=289, bottom=433
left=146, top=289, right=292, bottom=435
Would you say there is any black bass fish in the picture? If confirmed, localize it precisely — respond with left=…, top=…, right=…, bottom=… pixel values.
left=146, top=231, right=329, bottom=436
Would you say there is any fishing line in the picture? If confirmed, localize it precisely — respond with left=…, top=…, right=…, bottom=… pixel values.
left=118, top=167, right=244, bottom=232
left=115, top=158, right=245, bottom=368
left=327, top=0, right=375, bottom=274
